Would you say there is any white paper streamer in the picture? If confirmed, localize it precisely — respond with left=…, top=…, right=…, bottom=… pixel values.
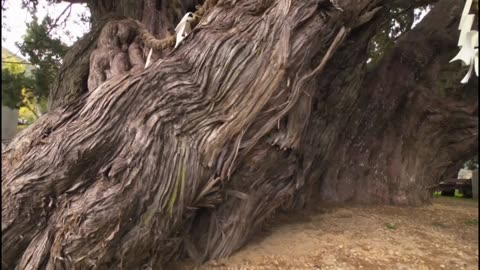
left=450, top=0, right=478, bottom=83
left=175, top=13, right=195, bottom=49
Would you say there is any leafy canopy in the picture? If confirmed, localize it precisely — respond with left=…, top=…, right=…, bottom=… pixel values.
left=1, top=15, right=68, bottom=115
left=16, top=15, right=68, bottom=102
left=1, top=48, right=32, bottom=108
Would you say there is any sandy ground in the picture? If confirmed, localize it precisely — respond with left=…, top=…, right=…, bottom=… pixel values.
left=175, top=197, right=478, bottom=270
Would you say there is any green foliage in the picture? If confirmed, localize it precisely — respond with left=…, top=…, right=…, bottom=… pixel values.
left=454, top=189, right=463, bottom=198
left=2, top=52, right=26, bottom=74
left=1, top=49, right=32, bottom=108
left=465, top=218, right=478, bottom=226
left=385, top=222, right=397, bottom=230
left=1, top=68, right=32, bottom=109
left=19, top=106, right=38, bottom=124
left=2, top=14, right=68, bottom=116
left=16, top=16, right=68, bottom=101
left=431, top=221, right=448, bottom=228
left=367, top=6, right=431, bottom=68
left=464, top=156, right=478, bottom=170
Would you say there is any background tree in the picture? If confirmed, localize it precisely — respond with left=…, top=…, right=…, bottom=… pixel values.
left=1, top=60, right=30, bottom=109
left=464, top=155, right=478, bottom=170
left=17, top=16, right=69, bottom=114
left=2, top=0, right=478, bottom=269
left=1, top=16, right=68, bottom=120
left=366, top=5, right=431, bottom=67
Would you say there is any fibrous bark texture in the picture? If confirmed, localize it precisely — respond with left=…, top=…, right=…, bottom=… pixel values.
left=48, top=0, right=202, bottom=110
left=2, top=0, right=478, bottom=269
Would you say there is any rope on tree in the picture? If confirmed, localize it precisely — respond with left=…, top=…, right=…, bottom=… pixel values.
left=135, top=0, right=219, bottom=53
left=87, top=0, right=220, bottom=90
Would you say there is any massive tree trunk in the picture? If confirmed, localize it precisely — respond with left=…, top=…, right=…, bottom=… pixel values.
left=48, top=0, right=203, bottom=109
left=2, top=0, right=477, bottom=268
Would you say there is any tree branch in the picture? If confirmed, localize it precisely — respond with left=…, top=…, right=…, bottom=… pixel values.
left=46, top=3, right=73, bottom=35
left=22, top=102, right=40, bottom=118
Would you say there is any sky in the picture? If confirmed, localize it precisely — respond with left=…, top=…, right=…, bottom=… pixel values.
left=413, top=8, right=430, bottom=28
left=1, top=0, right=90, bottom=60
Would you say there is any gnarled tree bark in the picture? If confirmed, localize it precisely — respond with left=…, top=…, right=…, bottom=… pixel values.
left=2, top=0, right=477, bottom=268
left=48, top=0, right=202, bottom=110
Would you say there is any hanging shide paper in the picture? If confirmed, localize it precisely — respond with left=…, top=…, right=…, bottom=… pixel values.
left=450, top=0, right=479, bottom=83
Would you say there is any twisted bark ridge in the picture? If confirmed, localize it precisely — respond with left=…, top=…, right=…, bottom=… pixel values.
left=2, top=0, right=478, bottom=268
left=48, top=0, right=204, bottom=110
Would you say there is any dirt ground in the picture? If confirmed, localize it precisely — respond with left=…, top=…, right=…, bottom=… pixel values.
left=175, top=197, right=478, bottom=270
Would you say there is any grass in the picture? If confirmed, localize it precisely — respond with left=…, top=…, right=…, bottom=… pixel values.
left=454, top=190, right=464, bottom=198
left=465, top=218, right=478, bottom=226
left=432, top=190, right=462, bottom=197
left=432, top=222, right=449, bottom=228
left=433, top=190, right=471, bottom=199
left=385, top=223, right=397, bottom=230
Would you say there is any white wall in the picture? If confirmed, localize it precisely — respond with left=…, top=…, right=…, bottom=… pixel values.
left=1, top=106, right=18, bottom=141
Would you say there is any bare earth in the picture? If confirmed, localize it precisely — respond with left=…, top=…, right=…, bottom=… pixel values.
left=175, top=197, right=478, bottom=270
